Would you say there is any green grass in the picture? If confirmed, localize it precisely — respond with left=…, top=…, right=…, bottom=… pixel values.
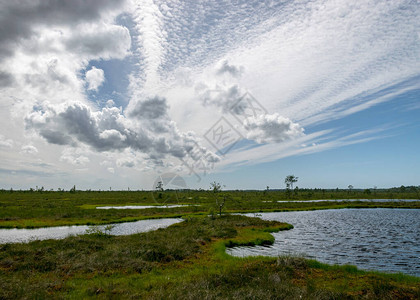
left=0, top=189, right=419, bottom=298
left=0, top=189, right=419, bottom=228
left=1, top=215, right=419, bottom=299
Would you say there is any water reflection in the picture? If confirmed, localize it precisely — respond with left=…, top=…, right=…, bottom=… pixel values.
left=227, top=209, right=420, bottom=277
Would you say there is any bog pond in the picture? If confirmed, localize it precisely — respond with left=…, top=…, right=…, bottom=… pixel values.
left=228, top=208, right=420, bottom=277
left=0, top=218, right=183, bottom=244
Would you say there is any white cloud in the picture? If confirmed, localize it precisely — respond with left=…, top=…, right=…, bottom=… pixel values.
left=244, top=114, right=304, bottom=144
left=98, top=129, right=126, bottom=142
left=216, top=60, right=244, bottom=78
left=65, top=23, right=131, bottom=60
left=106, top=99, right=115, bottom=107
left=20, top=145, right=38, bottom=154
left=116, top=158, right=136, bottom=168
left=196, top=83, right=245, bottom=114
left=99, top=160, right=112, bottom=166
left=85, top=67, right=105, bottom=91
left=0, top=0, right=128, bottom=61
left=0, top=135, right=13, bottom=149
left=216, top=127, right=390, bottom=172
left=0, top=0, right=419, bottom=188
left=60, top=148, right=90, bottom=166
left=130, top=0, right=166, bottom=93
left=25, top=99, right=219, bottom=167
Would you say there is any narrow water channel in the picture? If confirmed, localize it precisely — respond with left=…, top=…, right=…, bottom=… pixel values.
left=96, top=205, right=191, bottom=209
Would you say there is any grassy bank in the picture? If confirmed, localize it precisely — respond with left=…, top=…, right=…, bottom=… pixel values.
left=0, top=190, right=419, bottom=228
left=0, top=215, right=418, bottom=299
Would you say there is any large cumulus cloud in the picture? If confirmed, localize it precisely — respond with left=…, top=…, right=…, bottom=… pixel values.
left=25, top=97, right=219, bottom=165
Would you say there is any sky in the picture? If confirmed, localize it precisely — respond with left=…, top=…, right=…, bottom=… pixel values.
left=0, top=0, right=419, bottom=191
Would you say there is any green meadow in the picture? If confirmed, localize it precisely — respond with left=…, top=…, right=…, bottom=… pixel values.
left=0, top=189, right=419, bottom=299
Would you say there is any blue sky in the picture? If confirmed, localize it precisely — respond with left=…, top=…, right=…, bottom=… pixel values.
left=213, top=119, right=420, bottom=190
left=187, top=86, right=420, bottom=190
left=0, top=0, right=419, bottom=190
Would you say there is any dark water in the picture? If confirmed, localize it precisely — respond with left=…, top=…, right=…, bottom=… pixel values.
left=0, top=218, right=183, bottom=244
left=273, top=199, right=420, bottom=203
left=227, top=209, right=420, bottom=277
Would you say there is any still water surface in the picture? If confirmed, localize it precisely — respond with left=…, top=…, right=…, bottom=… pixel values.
left=227, top=209, right=420, bottom=276
left=0, top=218, right=183, bottom=244
left=96, top=205, right=190, bottom=209
left=264, top=199, right=420, bottom=203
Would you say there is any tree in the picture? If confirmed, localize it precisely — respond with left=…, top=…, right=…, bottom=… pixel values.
left=263, top=185, right=269, bottom=196
left=284, top=175, right=298, bottom=190
left=210, top=181, right=226, bottom=216
left=155, top=181, right=164, bottom=200
left=155, top=181, right=164, bottom=191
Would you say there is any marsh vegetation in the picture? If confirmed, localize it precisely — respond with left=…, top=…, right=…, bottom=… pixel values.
left=0, top=189, right=419, bottom=299
left=1, top=215, right=419, bottom=299
left=0, top=188, right=419, bottom=228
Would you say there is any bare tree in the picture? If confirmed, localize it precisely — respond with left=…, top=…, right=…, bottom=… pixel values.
left=155, top=181, right=164, bottom=191
left=285, top=175, right=298, bottom=190
left=210, top=181, right=226, bottom=216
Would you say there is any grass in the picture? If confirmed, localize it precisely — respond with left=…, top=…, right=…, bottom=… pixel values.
left=0, top=190, right=419, bottom=298
left=0, top=189, right=419, bottom=228
left=0, top=215, right=419, bottom=299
